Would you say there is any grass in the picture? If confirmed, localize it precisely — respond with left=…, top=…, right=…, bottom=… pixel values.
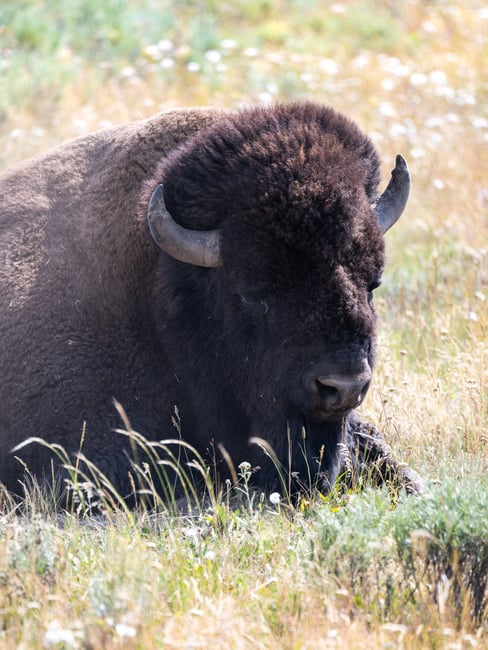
left=1, top=475, right=487, bottom=648
left=0, top=0, right=487, bottom=647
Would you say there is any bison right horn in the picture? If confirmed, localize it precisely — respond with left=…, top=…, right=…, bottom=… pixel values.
left=147, top=184, right=222, bottom=268
left=374, top=155, right=410, bottom=233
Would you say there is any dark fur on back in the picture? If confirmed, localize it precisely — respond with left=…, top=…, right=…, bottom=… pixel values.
left=0, top=102, right=411, bottom=501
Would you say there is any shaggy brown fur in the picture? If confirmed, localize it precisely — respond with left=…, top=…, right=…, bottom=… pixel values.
left=0, top=102, right=421, bottom=502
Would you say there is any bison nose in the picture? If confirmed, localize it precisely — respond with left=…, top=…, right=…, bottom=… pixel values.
left=313, top=369, right=372, bottom=412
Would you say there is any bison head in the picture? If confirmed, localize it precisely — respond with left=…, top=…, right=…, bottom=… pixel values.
left=145, top=102, right=409, bottom=491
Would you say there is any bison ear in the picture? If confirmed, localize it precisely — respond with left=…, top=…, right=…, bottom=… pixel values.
left=147, top=184, right=222, bottom=268
left=375, top=155, right=410, bottom=234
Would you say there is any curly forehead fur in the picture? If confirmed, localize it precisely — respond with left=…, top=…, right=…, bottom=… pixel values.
left=141, top=102, right=385, bottom=280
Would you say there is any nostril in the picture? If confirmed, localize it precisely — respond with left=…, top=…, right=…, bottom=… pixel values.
left=314, top=379, right=342, bottom=407
left=360, top=380, right=371, bottom=402
left=315, top=372, right=371, bottom=411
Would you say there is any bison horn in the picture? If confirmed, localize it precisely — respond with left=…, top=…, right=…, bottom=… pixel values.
left=147, top=184, right=222, bottom=268
left=375, top=155, right=410, bottom=233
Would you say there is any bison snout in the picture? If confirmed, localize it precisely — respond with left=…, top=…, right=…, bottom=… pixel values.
left=303, top=363, right=372, bottom=419
left=316, top=372, right=371, bottom=410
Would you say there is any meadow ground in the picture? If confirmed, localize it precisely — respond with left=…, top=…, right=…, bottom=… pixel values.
left=0, top=1, right=487, bottom=647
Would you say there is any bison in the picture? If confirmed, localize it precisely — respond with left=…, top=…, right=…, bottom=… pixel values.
left=0, top=101, right=421, bottom=504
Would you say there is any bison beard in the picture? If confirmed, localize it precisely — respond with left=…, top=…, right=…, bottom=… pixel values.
left=0, top=101, right=422, bottom=505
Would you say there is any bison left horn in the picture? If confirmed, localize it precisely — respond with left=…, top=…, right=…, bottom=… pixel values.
left=375, top=155, right=410, bottom=233
left=147, top=184, right=222, bottom=268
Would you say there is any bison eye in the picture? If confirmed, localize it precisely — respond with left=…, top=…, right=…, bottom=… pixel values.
left=233, top=282, right=271, bottom=314
left=235, top=284, right=269, bottom=301
left=367, top=278, right=382, bottom=305
left=240, top=294, right=270, bottom=315
left=368, top=278, right=382, bottom=292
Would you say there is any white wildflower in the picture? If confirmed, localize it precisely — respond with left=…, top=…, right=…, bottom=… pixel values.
left=120, top=66, right=137, bottom=78
left=389, top=123, right=407, bottom=137
left=204, top=50, right=221, bottom=64
left=381, top=79, right=395, bottom=91
left=159, top=57, right=175, bottom=69
left=243, top=47, right=259, bottom=57
left=319, top=59, right=339, bottom=75
left=330, top=3, right=346, bottom=13
left=426, top=117, right=444, bottom=129
left=410, top=147, right=426, bottom=159
left=220, top=39, right=238, bottom=49
left=44, top=621, right=76, bottom=645
left=421, top=21, right=437, bottom=34
left=445, top=112, right=461, bottom=124
left=115, top=623, right=137, bottom=638
left=472, top=117, right=488, bottom=129
left=352, top=53, right=370, bottom=70
left=379, top=102, right=396, bottom=117
left=144, top=44, right=162, bottom=61
left=410, top=72, right=428, bottom=86
left=269, top=492, right=281, bottom=505
left=158, top=39, right=174, bottom=52
left=456, top=91, right=476, bottom=106
left=429, top=70, right=447, bottom=85
left=258, top=92, right=274, bottom=105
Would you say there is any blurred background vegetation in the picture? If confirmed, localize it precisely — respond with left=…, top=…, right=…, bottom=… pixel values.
left=0, top=2, right=487, bottom=646
left=1, top=1, right=486, bottom=181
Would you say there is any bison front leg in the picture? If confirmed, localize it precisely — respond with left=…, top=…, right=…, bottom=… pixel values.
left=338, top=416, right=424, bottom=496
